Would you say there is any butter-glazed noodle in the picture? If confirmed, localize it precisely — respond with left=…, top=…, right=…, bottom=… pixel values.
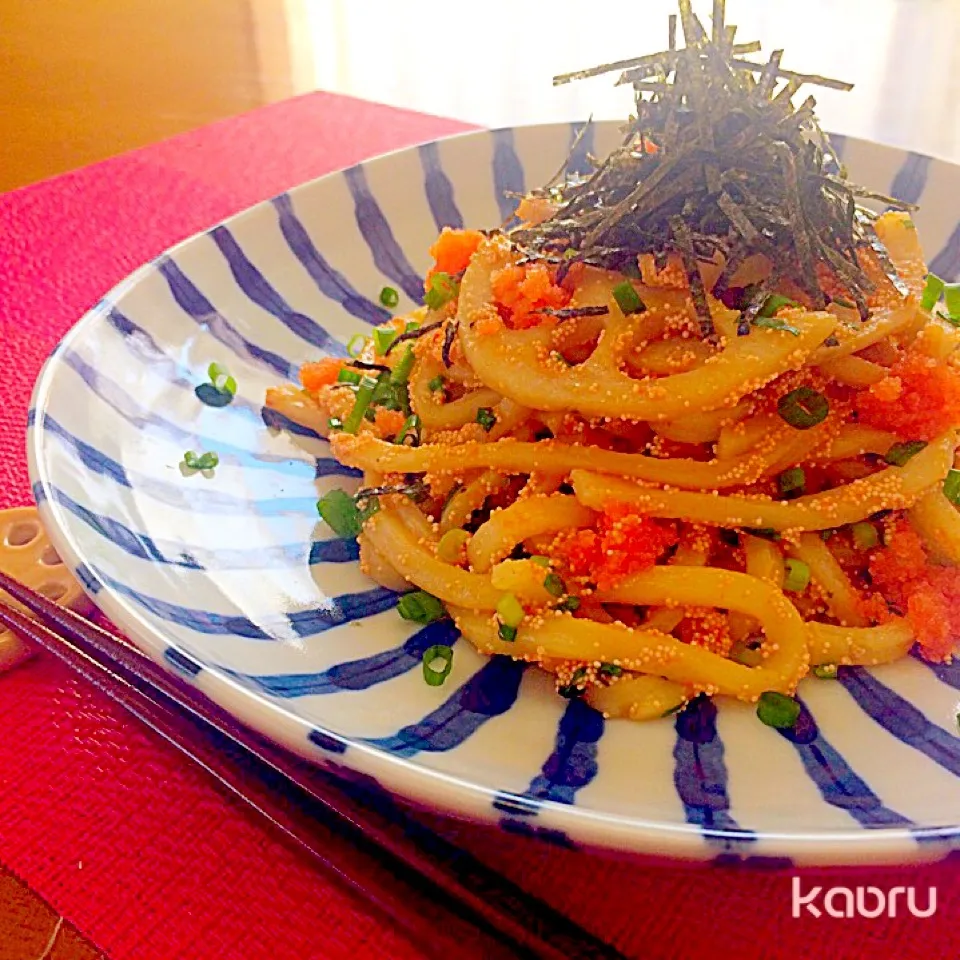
left=267, top=3, right=960, bottom=724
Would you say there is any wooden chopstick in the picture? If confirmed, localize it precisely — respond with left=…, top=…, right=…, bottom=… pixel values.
left=0, top=570, right=624, bottom=960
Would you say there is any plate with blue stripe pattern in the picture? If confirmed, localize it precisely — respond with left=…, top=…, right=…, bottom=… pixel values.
left=26, top=122, right=960, bottom=865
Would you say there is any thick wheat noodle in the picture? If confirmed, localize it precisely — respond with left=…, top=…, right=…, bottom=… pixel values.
left=453, top=565, right=808, bottom=698
left=806, top=619, right=914, bottom=665
left=467, top=495, right=595, bottom=572
left=786, top=533, right=869, bottom=627
left=410, top=355, right=502, bottom=431
left=571, top=432, right=956, bottom=532
left=586, top=675, right=690, bottom=720
left=330, top=420, right=829, bottom=490
left=909, top=488, right=960, bottom=565
left=457, top=236, right=837, bottom=421
left=440, top=470, right=505, bottom=534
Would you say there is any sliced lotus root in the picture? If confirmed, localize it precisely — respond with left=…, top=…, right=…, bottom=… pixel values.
left=0, top=506, right=96, bottom=673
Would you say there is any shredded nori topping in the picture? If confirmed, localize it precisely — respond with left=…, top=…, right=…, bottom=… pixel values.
left=511, top=0, right=914, bottom=333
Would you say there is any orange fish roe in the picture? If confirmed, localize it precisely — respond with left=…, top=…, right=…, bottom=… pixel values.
left=559, top=504, right=678, bottom=590
left=426, top=228, right=484, bottom=284
left=679, top=611, right=733, bottom=657
left=868, top=520, right=960, bottom=661
left=853, top=351, right=960, bottom=441
left=490, top=262, right=571, bottom=329
left=300, top=357, right=346, bottom=392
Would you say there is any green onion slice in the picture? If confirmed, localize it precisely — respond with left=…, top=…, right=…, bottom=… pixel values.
left=346, top=333, right=367, bottom=358
left=390, top=345, right=416, bottom=386
left=783, top=558, right=811, bottom=593
left=612, top=281, right=646, bottom=315
left=395, top=414, right=421, bottom=446
left=598, top=663, right=622, bottom=678
left=337, top=367, right=362, bottom=385
left=317, top=489, right=362, bottom=539
left=753, top=316, right=800, bottom=335
left=379, top=286, right=400, bottom=308
left=425, top=272, right=459, bottom=311
left=558, top=667, right=588, bottom=699
left=398, top=591, right=446, bottom=625
left=776, top=386, right=829, bottom=430
left=813, top=664, right=838, bottom=679
left=530, top=555, right=551, bottom=567
left=197, top=451, right=219, bottom=470
left=756, top=691, right=801, bottom=729
left=921, top=274, right=945, bottom=312
left=884, top=440, right=926, bottom=466
left=476, top=407, right=496, bottom=432
left=207, top=362, right=237, bottom=396
left=757, top=294, right=797, bottom=318
left=557, top=596, right=581, bottom=612
left=428, top=375, right=445, bottom=392
left=944, top=283, right=960, bottom=320
left=778, top=467, right=806, bottom=497
left=421, top=644, right=454, bottom=686
left=730, top=639, right=763, bottom=667
left=342, top=375, right=379, bottom=433
left=496, top=593, right=525, bottom=629
left=851, top=521, right=879, bottom=551
left=944, top=469, right=960, bottom=506
left=372, top=327, right=397, bottom=355
left=543, top=572, right=565, bottom=597
left=498, top=623, right=518, bottom=643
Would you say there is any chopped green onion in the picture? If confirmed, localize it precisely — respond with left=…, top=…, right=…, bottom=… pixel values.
left=394, top=414, right=421, bottom=446
left=498, top=624, right=518, bottom=642
left=342, top=375, right=379, bottom=433
left=476, top=407, right=496, bottom=432
left=820, top=528, right=836, bottom=541
left=379, top=286, right=399, bottom=309
left=562, top=248, right=578, bottom=260
left=944, top=283, right=960, bottom=319
left=421, top=644, right=454, bottom=686
left=851, top=521, right=879, bottom=551
left=921, top=274, right=945, bottom=312
left=405, top=320, right=420, bottom=333
left=831, top=297, right=856, bottom=309
left=196, top=451, right=219, bottom=470
left=428, top=375, right=445, bottom=392
left=778, top=467, right=806, bottom=498
left=756, top=691, right=801, bottom=729
left=425, top=272, right=459, bottom=311
left=757, top=294, right=798, bottom=318
left=884, top=440, right=926, bottom=466
left=813, top=664, right=838, bottom=679
left=496, top=593, right=525, bottom=629
left=776, top=386, right=829, bottom=430
left=398, top=591, right=445, bottom=625
left=436, top=528, right=470, bottom=563
left=372, top=327, right=397, bottom=355
left=730, top=639, right=763, bottom=667
left=337, top=368, right=362, bottom=385
left=207, top=362, right=237, bottom=396
left=783, top=558, right=810, bottom=593
left=598, top=663, right=622, bottom=679
left=346, top=333, right=367, bottom=358
left=390, top=345, right=416, bottom=386
left=612, top=281, right=645, bottom=315
left=944, top=469, right=960, bottom=506
left=743, top=527, right=780, bottom=541
left=317, top=489, right=362, bottom=538
left=543, top=572, right=565, bottom=597
left=328, top=417, right=343, bottom=432
left=182, top=450, right=201, bottom=470
left=753, top=316, right=800, bottom=335
left=530, top=555, right=551, bottom=568
left=558, top=667, right=587, bottom=699
left=557, top=596, right=581, bottom=613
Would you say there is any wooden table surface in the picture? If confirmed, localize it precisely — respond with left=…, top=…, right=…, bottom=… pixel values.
left=2, top=0, right=959, bottom=194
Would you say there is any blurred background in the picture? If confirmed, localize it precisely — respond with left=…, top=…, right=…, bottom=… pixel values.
left=2, top=0, right=959, bottom=193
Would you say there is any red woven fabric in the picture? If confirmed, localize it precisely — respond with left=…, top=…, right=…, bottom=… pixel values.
left=1, top=91, right=957, bottom=960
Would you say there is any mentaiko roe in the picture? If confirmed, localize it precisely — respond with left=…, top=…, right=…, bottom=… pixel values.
left=868, top=520, right=960, bottom=661
left=490, top=262, right=571, bottom=329
left=559, top=505, right=678, bottom=590
left=854, top=352, right=960, bottom=441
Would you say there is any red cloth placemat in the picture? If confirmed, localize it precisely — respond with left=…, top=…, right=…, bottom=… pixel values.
left=1, top=90, right=957, bottom=960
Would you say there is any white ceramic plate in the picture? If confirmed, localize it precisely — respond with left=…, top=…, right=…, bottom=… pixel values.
left=27, top=122, right=960, bottom=866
